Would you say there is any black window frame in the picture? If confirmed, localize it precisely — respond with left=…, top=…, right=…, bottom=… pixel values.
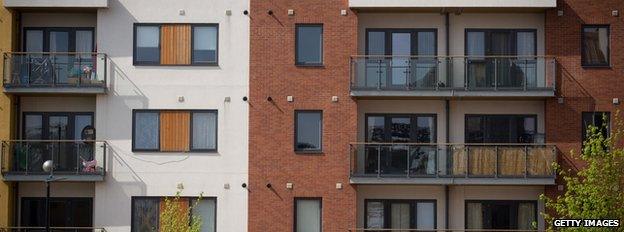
left=364, top=113, right=438, bottom=143
left=581, top=24, right=610, bottom=67
left=21, top=111, right=95, bottom=140
left=581, top=111, right=611, bottom=142
left=189, top=110, right=219, bottom=152
left=133, top=23, right=219, bottom=66
left=294, top=197, right=323, bottom=232
left=464, top=114, right=538, bottom=143
left=294, top=110, right=323, bottom=153
left=132, top=109, right=218, bottom=152
left=133, top=23, right=162, bottom=66
left=295, top=24, right=324, bottom=66
left=364, top=199, right=437, bottom=230
left=22, top=27, right=96, bottom=53
left=132, top=109, right=161, bottom=152
left=130, top=196, right=218, bottom=232
left=464, top=200, right=538, bottom=230
left=191, top=24, right=219, bottom=66
left=464, top=29, right=538, bottom=57
left=364, top=28, right=439, bottom=56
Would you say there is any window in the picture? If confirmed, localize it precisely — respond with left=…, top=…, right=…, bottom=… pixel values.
left=296, top=24, right=323, bottom=65
left=134, top=24, right=218, bottom=66
left=192, top=25, right=218, bottom=64
left=582, top=112, right=610, bottom=141
left=134, top=25, right=160, bottom=64
left=465, top=115, right=537, bottom=143
left=466, top=200, right=536, bottom=230
left=582, top=25, right=610, bottom=67
left=132, top=110, right=217, bottom=152
left=295, top=198, right=322, bottom=232
left=365, top=199, right=436, bottom=230
left=295, top=111, right=322, bottom=152
left=131, top=197, right=216, bottom=232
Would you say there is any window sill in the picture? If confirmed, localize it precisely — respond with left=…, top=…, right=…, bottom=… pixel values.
left=581, top=65, right=611, bottom=69
left=295, top=63, right=324, bottom=68
left=295, top=150, right=324, bottom=155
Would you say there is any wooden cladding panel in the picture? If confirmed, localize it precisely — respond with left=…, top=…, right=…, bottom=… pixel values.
left=161, top=24, right=191, bottom=65
left=160, top=111, right=190, bottom=152
left=160, top=198, right=190, bottom=228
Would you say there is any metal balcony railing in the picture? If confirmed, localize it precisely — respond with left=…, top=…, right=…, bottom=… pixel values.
left=0, top=227, right=107, bottom=232
left=350, top=56, right=555, bottom=93
left=349, top=143, right=556, bottom=179
left=2, top=52, right=107, bottom=91
left=0, top=140, right=107, bottom=177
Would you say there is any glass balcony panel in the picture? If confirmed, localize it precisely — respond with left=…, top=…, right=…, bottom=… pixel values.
left=3, top=53, right=107, bottom=91
left=1, top=141, right=106, bottom=177
left=498, top=146, right=527, bottom=177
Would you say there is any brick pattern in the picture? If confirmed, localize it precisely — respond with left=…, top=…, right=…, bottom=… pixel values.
left=248, top=0, right=358, bottom=231
left=545, top=0, right=624, bottom=196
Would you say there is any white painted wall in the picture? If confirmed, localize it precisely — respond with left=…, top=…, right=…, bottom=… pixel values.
left=94, top=0, right=249, bottom=231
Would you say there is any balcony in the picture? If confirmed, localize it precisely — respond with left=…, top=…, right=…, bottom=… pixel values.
left=350, top=56, right=556, bottom=98
left=349, top=143, right=556, bottom=185
left=3, top=0, right=108, bottom=9
left=3, top=52, right=107, bottom=94
left=0, top=140, right=107, bottom=181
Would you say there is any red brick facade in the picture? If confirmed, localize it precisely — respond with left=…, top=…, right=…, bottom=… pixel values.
left=545, top=0, right=623, bottom=194
left=248, top=0, right=358, bottom=231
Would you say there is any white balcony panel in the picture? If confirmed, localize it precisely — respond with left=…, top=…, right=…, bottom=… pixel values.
left=4, top=0, right=108, bottom=8
left=349, top=0, right=556, bottom=9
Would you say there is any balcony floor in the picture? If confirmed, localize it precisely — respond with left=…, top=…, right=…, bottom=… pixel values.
left=3, top=86, right=107, bottom=95
left=350, top=176, right=555, bottom=185
left=2, top=173, right=104, bottom=182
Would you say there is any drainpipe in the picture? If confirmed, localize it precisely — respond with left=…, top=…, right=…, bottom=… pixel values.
left=444, top=11, right=450, bottom=231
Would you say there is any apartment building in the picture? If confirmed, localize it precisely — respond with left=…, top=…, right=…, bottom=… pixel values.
left=0, top=0, right=249, bottom=231
left=247, top=0, right=587, bottom=231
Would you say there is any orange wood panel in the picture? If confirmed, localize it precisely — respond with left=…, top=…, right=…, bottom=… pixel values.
left=159, top=111, right=190, bottom=152
left=160, top=24, right=191, bottom=65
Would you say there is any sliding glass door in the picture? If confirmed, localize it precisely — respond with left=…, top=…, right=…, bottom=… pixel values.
left=21, top=28, right=95, bottom=85
left=365, top=29, right=437, bottom=89
left=366, top=200, right=436, bottom=231
left=465, top=29, right=536, bottom=89
left=365, top=114, right=436, bottom=176
left=21, top=197, right=93, bottom=232
left=466, top=200, right=537, bottom=230
left=18, top=112, right=94, bottom=173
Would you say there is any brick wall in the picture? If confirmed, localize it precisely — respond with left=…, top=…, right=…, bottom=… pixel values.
left=248, top=0, right=358, bottom=231
left=545, top=0, right=624, bottom=195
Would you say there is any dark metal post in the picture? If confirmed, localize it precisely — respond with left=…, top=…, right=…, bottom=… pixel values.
left=45, top=176, right=51, bottom=232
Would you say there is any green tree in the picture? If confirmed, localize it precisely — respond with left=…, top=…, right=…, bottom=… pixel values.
left=541, top=114, right=624, bottom=231
left=160, top=184, right=203, bottom=232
